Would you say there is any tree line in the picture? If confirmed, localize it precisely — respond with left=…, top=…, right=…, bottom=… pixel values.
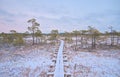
left=63, top=26, right=120, bottom=50
left=0, top=18, right=120, bottom=50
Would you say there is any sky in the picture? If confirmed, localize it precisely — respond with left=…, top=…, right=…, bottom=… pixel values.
left=0, top=0, right=120, bottom=33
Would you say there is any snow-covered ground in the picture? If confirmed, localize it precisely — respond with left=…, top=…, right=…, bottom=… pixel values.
left=0, top=44, right=57, bottom=77
left=0, top=39, right=120, bottom=77
left=66, top=45, right=120, bottom=77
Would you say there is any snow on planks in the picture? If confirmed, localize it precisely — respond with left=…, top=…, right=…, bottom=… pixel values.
left=54, top=40, right=64, bottom=77
left=47, top=40, right=71, bottom=77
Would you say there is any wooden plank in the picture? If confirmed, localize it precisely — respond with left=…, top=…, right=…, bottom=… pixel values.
left=54, top=40, right=64, bottom=77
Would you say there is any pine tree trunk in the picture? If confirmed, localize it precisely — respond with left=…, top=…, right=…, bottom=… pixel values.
left=75, top=34, right=77, bottom=51
left=117, top=36, right=119, bottom=46
left=92, top=35, right=94, bottom=49
left=32, top=30, right=35, bottom=45
left=93, top=36, right=96, bottom=48
left=81, top=35, right=83, bottom=48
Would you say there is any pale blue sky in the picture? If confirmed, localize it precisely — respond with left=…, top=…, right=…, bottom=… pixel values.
left=0, top=0, right=120, bottom=33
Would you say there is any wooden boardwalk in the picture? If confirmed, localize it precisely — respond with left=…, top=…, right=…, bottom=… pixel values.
left=47, top=40, right=71, bottom=77
left=54, top=40, right=64, bottom=77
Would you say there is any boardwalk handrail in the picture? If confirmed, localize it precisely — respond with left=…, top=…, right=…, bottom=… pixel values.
left=54, top=40, right=64, bottom=77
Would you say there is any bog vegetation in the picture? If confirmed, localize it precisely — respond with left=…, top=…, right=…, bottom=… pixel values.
left=0, top=18, right=120, bottom=50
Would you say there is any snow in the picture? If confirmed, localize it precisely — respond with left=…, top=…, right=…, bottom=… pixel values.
left=0, top=38, right=120, bottom=77
left=70, top=51, right=120, bottom=77
left=54, top=40, right=64, bottom=77
left=0, top=45, right=54, bottom=77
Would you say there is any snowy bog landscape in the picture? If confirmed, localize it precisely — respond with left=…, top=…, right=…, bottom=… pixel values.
left=0, top=36, right=120, bottom=77
left=0, top=0, right=120, bottom=77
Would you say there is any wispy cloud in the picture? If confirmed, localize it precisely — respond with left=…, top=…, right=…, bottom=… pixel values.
left=0, top=0, right=120, bottom=33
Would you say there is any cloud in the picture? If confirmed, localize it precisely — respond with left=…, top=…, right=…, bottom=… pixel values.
left=0, top=9, right=14, bottom=17
left=0, top=8, right=120, bottom=33
left=0, top=0, right=120, bottom=33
